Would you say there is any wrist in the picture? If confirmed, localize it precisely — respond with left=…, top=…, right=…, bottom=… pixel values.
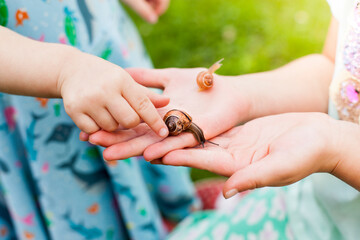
left=313, top=115, right=343, bottom=173
left=329, top=119, right=360, bottom=180
left=224, top=73, right=262, bottom=124
left=55, top=45, right=83, bottom=98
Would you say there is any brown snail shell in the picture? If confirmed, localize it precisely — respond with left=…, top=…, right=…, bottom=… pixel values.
left=163, top=109, right=192, bottom=136
left=163, top=109, right=218, bottom=147
left=196, top=58, right=224, bottom=91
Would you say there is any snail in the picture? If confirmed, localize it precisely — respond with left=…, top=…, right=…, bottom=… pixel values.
left=196, top=58, right=224, bottom=91
left=163, top=109, right=218, bottom=147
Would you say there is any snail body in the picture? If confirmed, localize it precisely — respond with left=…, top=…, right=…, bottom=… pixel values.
left=163, top=109, right=217, bottom=147
left=196, top=58, right=224, bottom=91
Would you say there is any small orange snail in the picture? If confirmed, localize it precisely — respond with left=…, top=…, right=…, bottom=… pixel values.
left=163, top=109, right=218, bottom=147
left=196, top=58, right=224, bottom=91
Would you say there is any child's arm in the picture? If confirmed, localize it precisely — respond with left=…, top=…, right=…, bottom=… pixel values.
left=0, top=26, right=169, bottom=137
left=0, top=26, right=71, bottom=97
left=89, top=18, right=338, bottom=161
left=155, top=112, right=360, bottom=196
left=235, top=16, right=338, bottom=120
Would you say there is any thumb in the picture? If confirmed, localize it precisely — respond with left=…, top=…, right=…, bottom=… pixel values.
left=223, top=153, right=292, bottom=199
left=145, top=88, right=170, bottom=108
left=123, top=0, right=158, bottom=23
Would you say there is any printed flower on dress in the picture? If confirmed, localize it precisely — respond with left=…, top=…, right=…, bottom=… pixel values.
left=246, top=199, right=267, bottom=226
left=211, top=223, right=229, bottom=239
left=334, top=2, right=360, bottom=124
left=259, top=222, right=279, bottom=240
left=344, top=2, right=360, bottom=78
left=231, top=198, right=255, bottom=224
left=15, top=9, right=29, bottom=26
left=269, top=193, right=286, bottom=221
left=335, top=77, right=360, bottom=123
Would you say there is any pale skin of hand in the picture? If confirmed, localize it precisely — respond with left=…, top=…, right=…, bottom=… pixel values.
left=87, top=67, right=250, bottom=161
left=0, top=26, right=170, bottom=137
left=156, top=112, right=360, bottom=198
left=122, top=0, right=170, bottom=23
left=87, top=18, right=337, bottom=160
left=87, top=53, right=334, bottom=160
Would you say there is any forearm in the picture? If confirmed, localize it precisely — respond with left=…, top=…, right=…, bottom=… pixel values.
left=0, top=26, right=79, bottom=98
left=231, top=54, right=334, bottom=122
left=330, top=120, right=360, bottom=191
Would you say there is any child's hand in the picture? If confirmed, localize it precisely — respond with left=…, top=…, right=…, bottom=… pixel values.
left=86, top=68, right=252, bottom=161
left=156, top=113, right=340, bottom=198
left=122, top=0, right=170, bottom=23
left=58, top=51, right=170, bottom=137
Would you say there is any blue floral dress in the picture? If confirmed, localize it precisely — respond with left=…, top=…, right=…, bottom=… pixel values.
left=0, top=1, right=199, bottom=239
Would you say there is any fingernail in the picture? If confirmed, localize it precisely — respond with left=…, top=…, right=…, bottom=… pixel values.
left=159, top=127, right=168, bottom=137
left=225, top=189, right=238, bottom=199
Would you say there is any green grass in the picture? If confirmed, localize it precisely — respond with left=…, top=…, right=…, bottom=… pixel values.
left=127, top=0, right=331, bottom=181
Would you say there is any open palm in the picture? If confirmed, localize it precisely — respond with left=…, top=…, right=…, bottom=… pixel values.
left=89, top=67, right=250, bottom=161
left=158, top=113, right=339, bottom=194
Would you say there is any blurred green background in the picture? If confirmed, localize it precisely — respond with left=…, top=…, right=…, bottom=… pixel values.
left=127, top=0, right=331, bottom=181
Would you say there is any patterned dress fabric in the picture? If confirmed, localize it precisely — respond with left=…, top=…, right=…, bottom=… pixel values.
left=0, top=1, right=198, bottom=240
left=168, top=188, right=293, bottom=240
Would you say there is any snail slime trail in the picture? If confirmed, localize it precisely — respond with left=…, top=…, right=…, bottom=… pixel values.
left=163, top=109, right=219, bottom=147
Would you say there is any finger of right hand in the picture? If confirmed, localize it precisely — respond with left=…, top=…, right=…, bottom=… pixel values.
left=162, top=148, right=234, bottom=176
left=222, top=153, right=292, bottom=198
left=103, top=132, right=162, bottom=161
left=123, top=0, right=158, bottom=23
left=143, top=133, right=197, bottom=161
left=122, top=82, right=169, bottom=138
left=107, top=97, right=141, bottom=129
left=143, top=87, right=169, bottom=108
left=88, top=108, right=119, bottom=132
left=72, top=113, right=100, bottom=134
left=89, top=126, right=148, bottom=147
left=154, top=0, right=170, bottom=15
left=222, top=163, right=264, bottom=199
left=125, top=68, right=169, bottom=88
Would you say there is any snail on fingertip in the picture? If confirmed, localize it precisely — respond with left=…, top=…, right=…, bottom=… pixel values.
left=196, top=58, right=224, bottom=91
left=163, top=109, right=218, bottom=147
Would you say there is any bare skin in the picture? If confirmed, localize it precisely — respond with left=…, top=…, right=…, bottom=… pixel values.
left=157, top=112, right=360, bottom=197
left=88, top=53, right=334, bottom=161
left=0, top=0, right=172, bottom=137
left=85, top=17, right=360, bottom=194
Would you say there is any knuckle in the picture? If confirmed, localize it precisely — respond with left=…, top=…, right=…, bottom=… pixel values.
left=80, top=88, right=102, bottom=102
left=64, top=101, right=78, bottom=115
left=247, top=178, right=258, bottom=190
left=102, top=122, right=118, bottom=132
left=77, top=121, right=99, bottom=134
left=136, top=96, right=151, bottom=112
left=122, top=114, right=140, bottom=128
left=275, top=170, right=293, bottom=185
